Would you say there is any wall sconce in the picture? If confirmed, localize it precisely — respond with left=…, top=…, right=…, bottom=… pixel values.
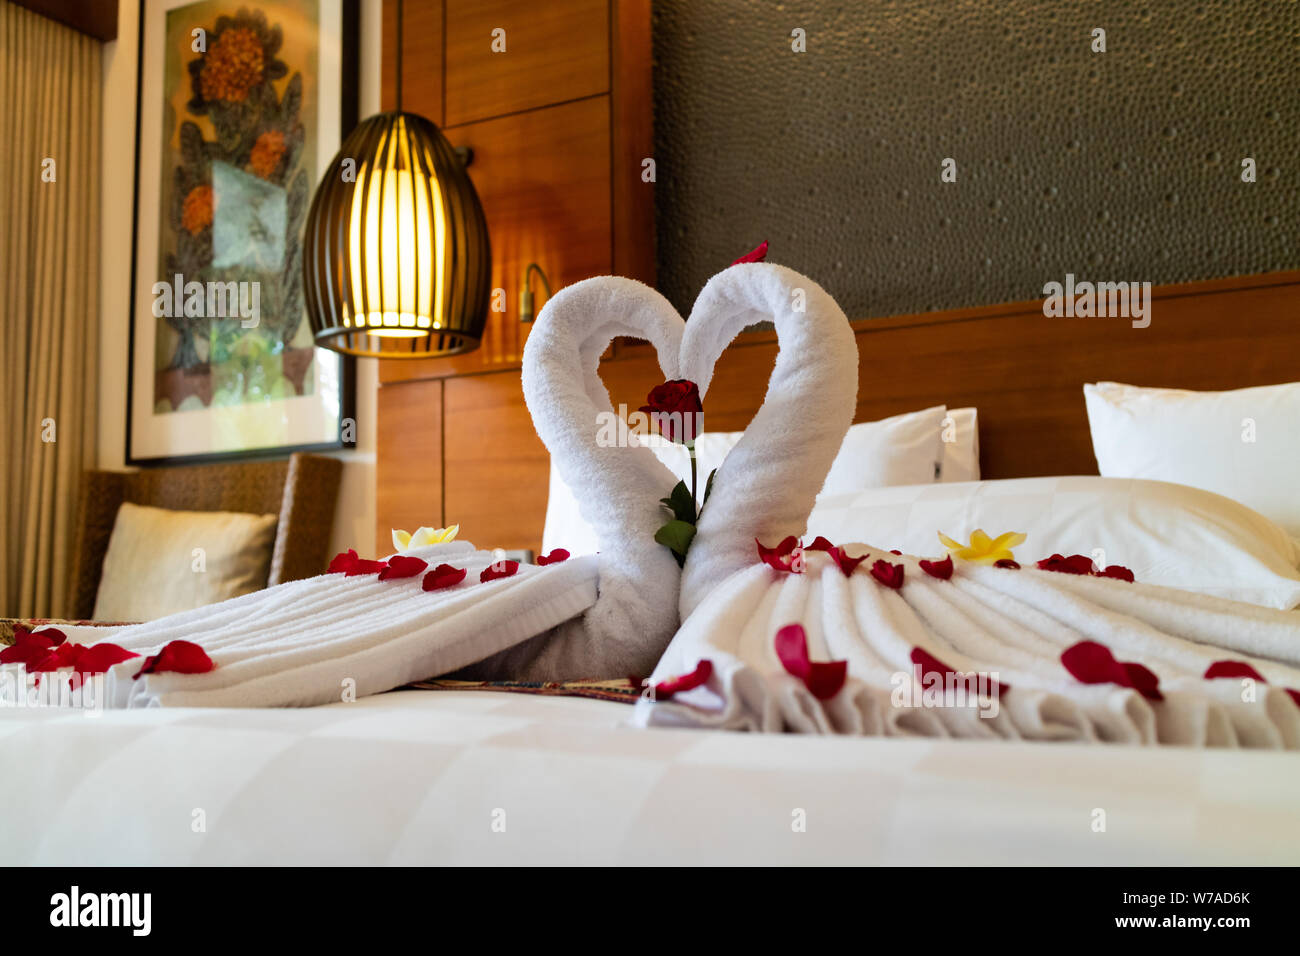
left=519, top=262, right=552, bottom=323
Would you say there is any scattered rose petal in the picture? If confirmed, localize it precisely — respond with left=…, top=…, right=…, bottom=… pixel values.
left=1288, top=689, right=1300, bottom=707
left=910, top=646, right=1010, bottom=699
left=480, top=560, right=520, bottom=583
left=805, top=536, right=835, bottom=552
left=870, top=559, right=905, bottom=590
left=28, top=642, right=85, bottom=674
left=1061, top=640, right=1163, bottom=701
left=0, top=629, right=60, bottom=666
left=919, top=555, right=954, bottom=580
left=422, top=564, right=468, bottom=591
left=77, top=642, right=140, bottom=674
left=536, top=549, right=570, bottom=566
left=327, top=548, right=388, bottom=576
left=1097, top=564, right=1135, bottom=582
left=653, top=660, right=714, bottom=700
left=757, top=536, right=805, bottom=573
left=1204, top=660, right=1266, bottom=682
left=731, top=240, right=768, bottom=265
left=827, top=547, right=868, bottom=577
left=326, top=549, right=361, bottom=574
left=890, top=549, right=902, bottom=555
left=378, top=555, right=428, bottom=580
left=774, top=623, right=847, bottom=700
left=994, top=559, right=1020, bottom=569
left=133, top=640, right=215, bottom=680
left=1037, top=553, right=1096, bottom=575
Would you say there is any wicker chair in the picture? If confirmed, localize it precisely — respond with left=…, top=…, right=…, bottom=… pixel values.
left=70, top=453, right=344, bottom=620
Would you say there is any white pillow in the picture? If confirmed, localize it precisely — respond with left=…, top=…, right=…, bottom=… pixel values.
left=806, top=476, right=1300, bottom=609
left=1084, top=380, right=1300, bottom=539
left=541, top=405, right=966, bottom=555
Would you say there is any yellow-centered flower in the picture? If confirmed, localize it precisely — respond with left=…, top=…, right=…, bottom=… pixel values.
left=937, top=528, right=1027, bottom=564
left=392, top=525, right=460, bottom=552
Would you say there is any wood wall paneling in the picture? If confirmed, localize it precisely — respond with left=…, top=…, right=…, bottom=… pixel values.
left=385, top=0, right=444, bottom=121
left=443, top=0, right=610, bottom=127
left=610, top=0, right=655, bottom=286
left=380, top=95, right=613, bottom=383
left=375, top=378, right=444, bottom=555
left=442, top=372, right=549, bottom=550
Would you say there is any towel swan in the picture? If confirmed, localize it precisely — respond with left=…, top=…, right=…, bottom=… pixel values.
left=637, top=270, right=1300, bottom=748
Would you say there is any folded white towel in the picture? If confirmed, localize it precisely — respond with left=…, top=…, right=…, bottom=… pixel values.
left=634, top=549, right=1300, bottom=747
left=677, top=263, right=859, bottom=620
left=3, top=543, right=599, bottom=708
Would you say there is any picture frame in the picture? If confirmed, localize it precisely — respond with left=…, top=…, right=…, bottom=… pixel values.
left=126, top=0, right=359, bottom=465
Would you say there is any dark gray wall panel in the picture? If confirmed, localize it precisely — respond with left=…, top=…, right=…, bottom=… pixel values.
left=652, top=0, right=1298, bottom=317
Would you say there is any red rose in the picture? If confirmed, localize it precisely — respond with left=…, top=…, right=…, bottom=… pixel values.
left=639, top=379, right=703, bottom=444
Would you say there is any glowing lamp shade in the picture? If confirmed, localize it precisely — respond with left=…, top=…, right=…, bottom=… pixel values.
left=303, top=112, right=491, bottom=357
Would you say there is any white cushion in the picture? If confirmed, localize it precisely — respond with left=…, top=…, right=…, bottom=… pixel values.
left=1084, top=380, right=1300, bottom=538
left=93, top=502, right=278, bottom=621
left=806, top=476, right=1300, bottom=610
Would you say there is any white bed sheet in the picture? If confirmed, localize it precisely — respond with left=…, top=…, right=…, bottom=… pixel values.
left=2, top=690, right=1298, bottom=866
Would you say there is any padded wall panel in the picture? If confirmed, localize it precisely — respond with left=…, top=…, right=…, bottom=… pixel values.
left=652, top=1, right=1298, bottom=317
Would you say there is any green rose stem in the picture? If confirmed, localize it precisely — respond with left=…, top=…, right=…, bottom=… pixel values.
left=688, top=440, right=698, bottom=518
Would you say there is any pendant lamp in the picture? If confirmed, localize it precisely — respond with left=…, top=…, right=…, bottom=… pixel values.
left=303, top=5, right=490, bottom=357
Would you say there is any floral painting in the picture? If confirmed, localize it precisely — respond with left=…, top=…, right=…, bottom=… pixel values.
left=156, top=0, right=317, bottom=410
left=129, top=0, right=354, bottom=463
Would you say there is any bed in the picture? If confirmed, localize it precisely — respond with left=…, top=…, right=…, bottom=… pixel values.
left=6, top=270, right=1300, bottom=867
left=5, top=688, right=1298, bottom=866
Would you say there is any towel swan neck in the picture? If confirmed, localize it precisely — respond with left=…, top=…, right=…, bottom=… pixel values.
left=511, top=276, right=688, bottom=676
left=677, top=263, right=860, bottom=620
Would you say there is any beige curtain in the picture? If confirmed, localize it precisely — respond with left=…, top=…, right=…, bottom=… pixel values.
left=0, top=1, right=101, bottom=617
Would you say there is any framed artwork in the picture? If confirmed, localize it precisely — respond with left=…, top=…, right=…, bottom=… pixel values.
left=127, top=0, right=358, bottom=464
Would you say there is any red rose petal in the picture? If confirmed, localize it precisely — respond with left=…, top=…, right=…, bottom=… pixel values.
left=1061, top=640, right=1162, bottom=701
left=1204, top=660, right=1266, bottom=682
left=422, top=564, right=468, bottom=591
left=774, top=623, right=847, bottom=700
left=77, top=642, right=140, bottom=674
left=731, top=240, right=768, bottom=265
left=910, top=646, right=1010, bottom=699
left=28, top=642, right=85, bottom=673
left=536, top=549, right=570, bottom=566
left=327, top=549, right=360, bottom=574
left=805, top=536, right=835, bottom=552
left=828, top=547, right=868, bottom=577
left=480, top=560, right=520, bottom=583
left=378, top=555, right=428, bottom=580
left=133, top=640, right=214, bottom=680
left=994, top=559, right=1021, bottom=569
left=870, top=559, right=905, bottom=589
left=756, top=536, right=805, bottom=573
left=1121, top=661, right=1164, bottom=702
left=653, top=659, right=714, bottom=700
left=919, top=555, right=954, bottom=580
left=1287, top=689, right=1300, bottom=707
left=1037, top=553, right=1096, bottom=575
left=346, top=558, right=388, bottom=577
left=0, top=630, right=59, bottom=665
left=1098, top=564, right=1135, bottom=582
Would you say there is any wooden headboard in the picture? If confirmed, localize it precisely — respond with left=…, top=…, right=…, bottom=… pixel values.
left=377, top=270, right=1300, bottom=554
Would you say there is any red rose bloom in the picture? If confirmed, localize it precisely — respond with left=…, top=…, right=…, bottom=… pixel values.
left=639, top=379, right=703, bottom=444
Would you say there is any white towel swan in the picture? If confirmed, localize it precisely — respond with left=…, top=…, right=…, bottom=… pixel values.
left=636, top=273, right=1300, bottom=748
